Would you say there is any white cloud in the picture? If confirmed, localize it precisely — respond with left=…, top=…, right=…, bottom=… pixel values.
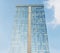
left=45, top=0, right=60, bottom=28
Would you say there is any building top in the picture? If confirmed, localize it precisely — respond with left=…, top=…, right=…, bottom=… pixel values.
left=16, top=4, right=44, bottom=7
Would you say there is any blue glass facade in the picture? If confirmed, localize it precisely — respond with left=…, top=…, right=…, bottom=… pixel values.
left=31, top=6, right=49, bottom=53
left=10, top=5, right=49, bottom=53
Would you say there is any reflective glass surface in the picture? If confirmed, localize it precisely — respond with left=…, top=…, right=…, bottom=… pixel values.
left=10, top=7, right=28, bottom=53
left=31, top=6, right=49, bottom=53
left=10, top=5, right=49, bottom=53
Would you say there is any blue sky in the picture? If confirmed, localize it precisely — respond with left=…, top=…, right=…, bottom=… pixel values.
left=0, top=0, right=60, bottom=53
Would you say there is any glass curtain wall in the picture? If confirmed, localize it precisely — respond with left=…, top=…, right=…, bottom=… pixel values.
left=10, top=5, right=49, bottom=53
left=10, top=7, right=28, bottom=53
left=31, top=6, right=49, bottom=53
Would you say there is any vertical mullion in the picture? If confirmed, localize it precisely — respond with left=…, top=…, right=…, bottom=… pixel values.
left=27, top=6, right=31, bottom=53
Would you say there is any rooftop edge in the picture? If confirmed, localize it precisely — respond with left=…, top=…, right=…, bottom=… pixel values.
left=16, top=4, right=44, bottom=7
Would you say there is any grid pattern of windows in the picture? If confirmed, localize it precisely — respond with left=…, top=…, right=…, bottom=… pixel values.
left=10, top=5, right=49, bottom=53
left=31, top=6, right=49, bottom=53
left=10, top=7, right=28, bottom=53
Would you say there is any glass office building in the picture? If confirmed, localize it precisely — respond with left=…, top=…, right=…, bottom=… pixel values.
left=10, top=5, right=49, bottom=53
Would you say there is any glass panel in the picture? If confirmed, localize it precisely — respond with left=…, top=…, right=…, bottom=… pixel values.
left=31, top=6, right=49, bottom=53
left=11, top=7, right=28, bottom=53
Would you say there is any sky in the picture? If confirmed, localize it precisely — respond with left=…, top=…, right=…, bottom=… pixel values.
left=0, top=0, right=60, bottom=53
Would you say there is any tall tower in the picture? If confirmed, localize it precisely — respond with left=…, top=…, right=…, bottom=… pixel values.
left=9, top=4, right=49, bottom=53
